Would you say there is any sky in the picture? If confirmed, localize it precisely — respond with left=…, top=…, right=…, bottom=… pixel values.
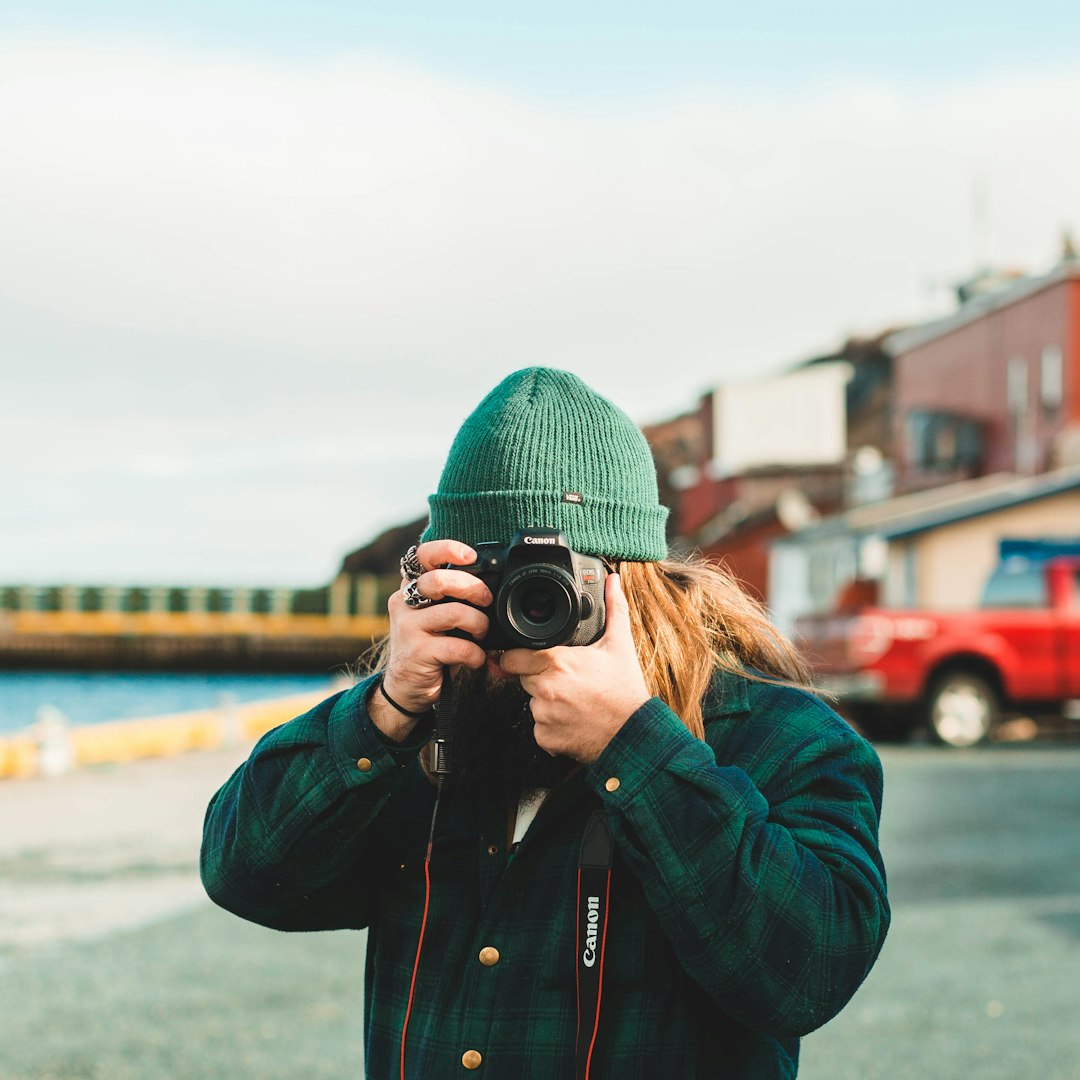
left=3, top=2, right=1080, bottom=586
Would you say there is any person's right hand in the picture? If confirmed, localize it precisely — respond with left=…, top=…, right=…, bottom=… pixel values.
left=372, top=540, right=491, bottom=741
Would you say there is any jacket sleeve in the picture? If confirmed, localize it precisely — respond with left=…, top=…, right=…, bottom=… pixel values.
left=200, top=674, right=428, bottom=932
left=584, top=684, right=890, bottom=1039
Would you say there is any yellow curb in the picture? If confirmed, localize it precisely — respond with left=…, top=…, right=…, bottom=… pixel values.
left=237, top=694, right=331, bottom=741
left=0, top=687, right=341, bottom=779
left=0, top=736, right=38, bottom=779
left=69, top=710, right=224, bottom=766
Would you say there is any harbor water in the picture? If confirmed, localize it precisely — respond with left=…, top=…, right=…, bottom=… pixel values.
left=0, top=670, right=342, bottom=735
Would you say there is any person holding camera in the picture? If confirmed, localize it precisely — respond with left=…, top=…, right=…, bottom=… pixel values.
left=201, top=367, right=889, bottom=1079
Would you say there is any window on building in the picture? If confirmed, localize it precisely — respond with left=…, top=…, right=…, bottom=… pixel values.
left=906, top=409, right=984, bottom=471
left=906, top=411, right=932, bottom=468
left=954, top=419, right=983, bottom=468
left=1041, top=344, right=1063, bottom=412
left=1007, top=356, right=1029, bottom=415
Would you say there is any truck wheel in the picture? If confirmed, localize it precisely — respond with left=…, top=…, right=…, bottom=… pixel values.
left=926, top=671, right=999, bottom=748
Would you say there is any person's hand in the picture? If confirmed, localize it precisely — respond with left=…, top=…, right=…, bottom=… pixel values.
left=373, top=540, right=491, bottom=742
left=497, top=574, right=651, bottom=764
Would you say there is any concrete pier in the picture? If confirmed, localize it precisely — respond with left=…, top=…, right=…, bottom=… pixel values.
left=0, top=576, right=395, bottom=671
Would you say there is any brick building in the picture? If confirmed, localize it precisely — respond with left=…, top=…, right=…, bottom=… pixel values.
left=643, top=335, right=895, bottom=601
left=888, top=259, right=1080, bottom=494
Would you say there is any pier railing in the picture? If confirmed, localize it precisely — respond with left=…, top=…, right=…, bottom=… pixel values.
left=0, top=575, right=397, bottom=669
left=1, top=574, right=394, bottom=621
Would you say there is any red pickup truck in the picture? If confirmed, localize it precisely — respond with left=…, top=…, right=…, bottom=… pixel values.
left=795, top=556, right=1080, bottom=747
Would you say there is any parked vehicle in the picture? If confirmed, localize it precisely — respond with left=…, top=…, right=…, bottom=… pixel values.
left=795, top=544, right=1080, bottom=747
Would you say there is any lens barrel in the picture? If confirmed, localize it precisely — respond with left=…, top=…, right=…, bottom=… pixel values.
left=498, top=565, right=579, bottom=648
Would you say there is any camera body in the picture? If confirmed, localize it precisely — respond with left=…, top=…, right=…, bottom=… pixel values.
left=448, top=528, right=607, bottom=650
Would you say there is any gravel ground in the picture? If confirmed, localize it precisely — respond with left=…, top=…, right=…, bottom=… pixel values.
left=1, top=740, right=1078, bottom=1078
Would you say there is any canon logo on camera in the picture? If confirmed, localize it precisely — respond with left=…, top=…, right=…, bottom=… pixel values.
left=522, top=536, right=557, bottom=545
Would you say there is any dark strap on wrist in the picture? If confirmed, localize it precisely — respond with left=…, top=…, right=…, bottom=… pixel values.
left=378, top=676, right=433, bottom=720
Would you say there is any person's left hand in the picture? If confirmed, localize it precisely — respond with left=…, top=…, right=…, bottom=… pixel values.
left=496, top=573, right=651, bottom=763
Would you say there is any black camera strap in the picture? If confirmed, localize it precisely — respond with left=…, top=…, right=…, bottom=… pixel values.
left=431, top=664, right=458, bottom=791
left=576, top=810, right=614, bottom=1080
left=401, top=667, right=459, bottom=1080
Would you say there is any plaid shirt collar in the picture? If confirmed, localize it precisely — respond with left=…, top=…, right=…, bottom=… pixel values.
left=704, top=665, right=752, bottom=718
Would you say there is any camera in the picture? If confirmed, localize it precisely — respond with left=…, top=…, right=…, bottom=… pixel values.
left=447, top=528, right=607, bottom=650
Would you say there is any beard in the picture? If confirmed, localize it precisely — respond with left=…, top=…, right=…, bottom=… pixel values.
left=444, top=666, right=577, bottom=812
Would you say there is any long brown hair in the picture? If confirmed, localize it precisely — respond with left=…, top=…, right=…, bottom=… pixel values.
left=616, top=555, right=813, bottom=740
left=366, top=553, right=812, bottom=742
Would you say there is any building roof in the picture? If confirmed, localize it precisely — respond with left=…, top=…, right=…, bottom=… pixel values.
left=777, top=465, right=1080, bottom=546
left=885, top=261, right=1080, bottom=357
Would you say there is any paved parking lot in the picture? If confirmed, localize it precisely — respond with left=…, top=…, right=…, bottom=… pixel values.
left=801, top=744, right=1080, bottom=1079
left=1, top=740, right=1078, bottom=1078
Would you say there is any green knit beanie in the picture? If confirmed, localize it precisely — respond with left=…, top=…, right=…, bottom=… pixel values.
left=422, top=367, right=669, bottom=561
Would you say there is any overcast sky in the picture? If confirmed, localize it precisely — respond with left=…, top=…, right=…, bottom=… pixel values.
left=3, top=3, right=1079, bottom=586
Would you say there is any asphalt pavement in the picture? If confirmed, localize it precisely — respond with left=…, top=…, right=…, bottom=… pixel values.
left=1, top=740, right=1078, bottom=1079
left=800, top=744, right=1080, bottom=1080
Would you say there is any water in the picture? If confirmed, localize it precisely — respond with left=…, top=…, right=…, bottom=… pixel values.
left=0, top=670, right=341, bottom=734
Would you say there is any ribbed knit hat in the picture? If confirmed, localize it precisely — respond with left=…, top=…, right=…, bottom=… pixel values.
left=421, top=367, right=669, bottom=561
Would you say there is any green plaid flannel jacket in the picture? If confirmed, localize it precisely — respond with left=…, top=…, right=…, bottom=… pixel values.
left=201, top=668, right=889, bottom=1079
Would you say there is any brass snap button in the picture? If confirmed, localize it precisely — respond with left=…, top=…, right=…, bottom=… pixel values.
left=605, top=776, right=620, bottom=793
left=356, top=757, right=373, bottom=772
left=461, top=1049, right=483, bottom=1069
left=478, top=946, right=500, bottom=967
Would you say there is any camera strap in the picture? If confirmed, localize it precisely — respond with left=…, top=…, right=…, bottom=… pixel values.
left=576, top=810, right=614, bottom=1080
left=431, top=664, right=458, bottom=791
left=401, top=667, right=459, bottom=1080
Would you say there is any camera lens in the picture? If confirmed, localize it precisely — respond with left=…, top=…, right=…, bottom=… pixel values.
left=519, top=586, right=557, bottom=625
left=499, top=567, right=578, bottom=647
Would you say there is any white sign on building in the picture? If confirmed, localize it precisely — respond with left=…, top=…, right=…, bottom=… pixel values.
left=711, top=362, right=851, bottom=477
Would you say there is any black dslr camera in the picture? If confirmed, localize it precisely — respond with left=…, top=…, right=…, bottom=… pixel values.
left=448, top=528, right=607, bottom=650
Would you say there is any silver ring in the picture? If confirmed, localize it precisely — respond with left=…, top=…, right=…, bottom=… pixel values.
left=400, top=545, right=424, bottom=581
left=402, top=579, right=433, bottom=609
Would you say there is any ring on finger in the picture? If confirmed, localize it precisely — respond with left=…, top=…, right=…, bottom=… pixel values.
left=402, top=579, right=434, bottom=609
left=400, top=545, right=424, bottom=581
